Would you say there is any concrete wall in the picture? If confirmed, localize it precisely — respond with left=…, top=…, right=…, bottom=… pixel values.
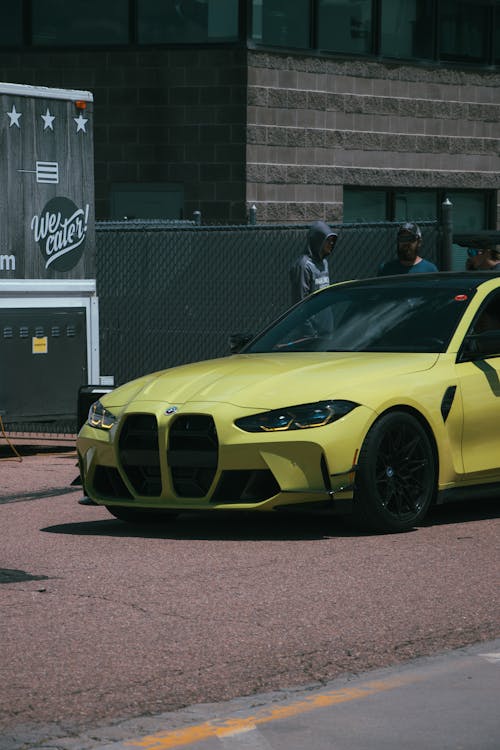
left=246, top=52, right=500, bottom=223
left=1, top=46, right=498, bottom=226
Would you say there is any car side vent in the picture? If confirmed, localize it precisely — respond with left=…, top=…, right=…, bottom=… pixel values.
left=168, top=414, right=218, bottom=497
left=441, top=385, right=457, bottom=423
left=118, top=414, right=162, bottom=496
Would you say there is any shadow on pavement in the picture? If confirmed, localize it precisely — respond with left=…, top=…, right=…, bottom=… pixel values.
left=41, top=497, right=499, bottom=542
left=0, top=443, right=76, bottom=459
left=42, top=512, right=354, bottom=541
left=424, top=497, right=499, bottom=526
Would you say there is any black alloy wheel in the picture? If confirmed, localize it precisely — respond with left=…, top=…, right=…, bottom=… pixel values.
left=353, top=411, right=436, bottom=533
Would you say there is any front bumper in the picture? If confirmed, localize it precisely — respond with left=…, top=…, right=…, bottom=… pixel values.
left=77, top=403, right=374, bottom=512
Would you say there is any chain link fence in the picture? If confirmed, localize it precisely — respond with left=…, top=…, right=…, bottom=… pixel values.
left=96, top=219, right=439, bottom=385
left=4, top=219, right=439, bottom=433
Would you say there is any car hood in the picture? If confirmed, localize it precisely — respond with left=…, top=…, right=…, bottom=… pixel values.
left=107, top=352, right=439, bottom=411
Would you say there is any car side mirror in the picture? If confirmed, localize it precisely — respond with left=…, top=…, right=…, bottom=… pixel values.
left=229, top=332, right=253, bottom=354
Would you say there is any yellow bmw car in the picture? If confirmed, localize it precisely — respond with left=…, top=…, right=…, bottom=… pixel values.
left=77, top=272, right=500, bottom=533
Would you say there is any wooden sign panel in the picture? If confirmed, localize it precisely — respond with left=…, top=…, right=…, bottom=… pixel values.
left=0, top=83, right=95, bottom=280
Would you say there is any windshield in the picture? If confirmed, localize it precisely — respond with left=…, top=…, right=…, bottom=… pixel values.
left=247, top=282, right=474, bottom=354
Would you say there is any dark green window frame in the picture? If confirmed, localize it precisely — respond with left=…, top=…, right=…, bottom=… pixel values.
left=1, top=0, right=497, bottom=69
left=249, top=0, right=497, bottom=68
left=343, top=187, right=496, bottom=229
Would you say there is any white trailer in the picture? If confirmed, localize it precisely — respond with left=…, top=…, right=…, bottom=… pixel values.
left=0, top=82, right=105, bottom=424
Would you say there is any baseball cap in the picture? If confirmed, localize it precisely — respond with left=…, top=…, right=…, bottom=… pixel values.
left=397, top=222, right=422, bottom=241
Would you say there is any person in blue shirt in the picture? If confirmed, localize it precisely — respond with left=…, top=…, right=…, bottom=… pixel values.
left=378, top=222, right=438, bottom=276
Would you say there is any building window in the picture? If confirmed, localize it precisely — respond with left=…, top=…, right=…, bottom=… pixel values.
left=380, top=0, right=434, bottom=60
left=446, top=190, right=491, bottom=232
left=345, top=187, right=494, bottom=271
left=138, top=0, right=239, bottom=44
left=343, top=189, right=387, bottom=222
left=32, top=0, right=129, bottom=46
left=248, top=0, right=497, bottom=68
left=439, top=0, right=490, bottom=63
left=110, top=183, right=185, bottom=220
left=0, top=1, right=23, bottom=46
left=1, top=0, right=497, bottom=67
left=393, top=190, right=437, bottom=222
left=251, top=0, right=310, bottom=49
left=447, top=190, right=493, bottom=270
left=344, top=188, right=493, bottom=228
left=317, top=0, right=372, bottom=55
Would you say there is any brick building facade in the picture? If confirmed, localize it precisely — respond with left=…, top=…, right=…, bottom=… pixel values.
left=246, top=52, right=500, bottom=224
left=1, top=43, right=498, bottom=225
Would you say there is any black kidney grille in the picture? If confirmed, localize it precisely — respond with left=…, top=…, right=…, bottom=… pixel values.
left=168, top=414, right=218, bottom=497
left=118, top=414, right=161, bottom=496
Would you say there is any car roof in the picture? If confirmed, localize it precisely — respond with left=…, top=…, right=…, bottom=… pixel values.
left=453, top=231, right=500, bottom=249
left=340, top=272, right=500, bottom=291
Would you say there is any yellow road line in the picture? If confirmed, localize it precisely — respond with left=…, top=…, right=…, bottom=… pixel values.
left=125, top=672, right=424, bottom=749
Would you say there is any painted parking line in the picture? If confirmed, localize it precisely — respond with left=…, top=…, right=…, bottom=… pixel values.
left=123, top=672, right=428, bottom=750
left=480, top=651, right=500, bottom=664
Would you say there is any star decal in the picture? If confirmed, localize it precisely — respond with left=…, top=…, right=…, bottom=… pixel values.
left=41, top=108, right=55, bottom=130
left=74, top=113, right=88, bottom=133
left=7, top=105, right=22, bottom=128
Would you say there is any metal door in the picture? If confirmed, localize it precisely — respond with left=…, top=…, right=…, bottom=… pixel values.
left=0, top=307, right=87, bottom=422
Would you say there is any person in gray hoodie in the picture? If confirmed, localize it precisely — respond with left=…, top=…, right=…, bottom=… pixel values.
left=290, top=220, right=338, bottom=304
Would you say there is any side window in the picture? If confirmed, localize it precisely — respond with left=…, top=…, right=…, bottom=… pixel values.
left=471, top=294, right=500, bottom=335
left=464, top=292, right=500, bottom=359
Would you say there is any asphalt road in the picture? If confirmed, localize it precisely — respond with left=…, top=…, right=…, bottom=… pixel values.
left=64, top=640, right=499, bottom=750
left=0, top=442, right=499, bottom=749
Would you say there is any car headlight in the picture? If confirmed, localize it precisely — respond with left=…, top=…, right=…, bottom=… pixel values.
left=235, top=400, right=359, bottom=432
left=87, top=400, right=117, bottom=431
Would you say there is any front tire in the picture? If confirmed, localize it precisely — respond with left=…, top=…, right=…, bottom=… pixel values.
left=353, top=411, right=436, bottom=533
left=105, top=506, right=178, bottom=524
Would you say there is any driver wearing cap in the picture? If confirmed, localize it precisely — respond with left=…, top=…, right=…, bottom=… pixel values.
left=378, top=222, right=439, bottom=276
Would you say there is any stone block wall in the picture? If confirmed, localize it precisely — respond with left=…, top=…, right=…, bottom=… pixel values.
left=1, top=45, right=498, bottom=226
left=246, top=51, right=500, bottom=224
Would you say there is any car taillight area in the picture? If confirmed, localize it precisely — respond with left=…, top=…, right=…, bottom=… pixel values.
left=167, top=414, right=218, bottom=497
left=118, top=414, right=162, bottom=496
